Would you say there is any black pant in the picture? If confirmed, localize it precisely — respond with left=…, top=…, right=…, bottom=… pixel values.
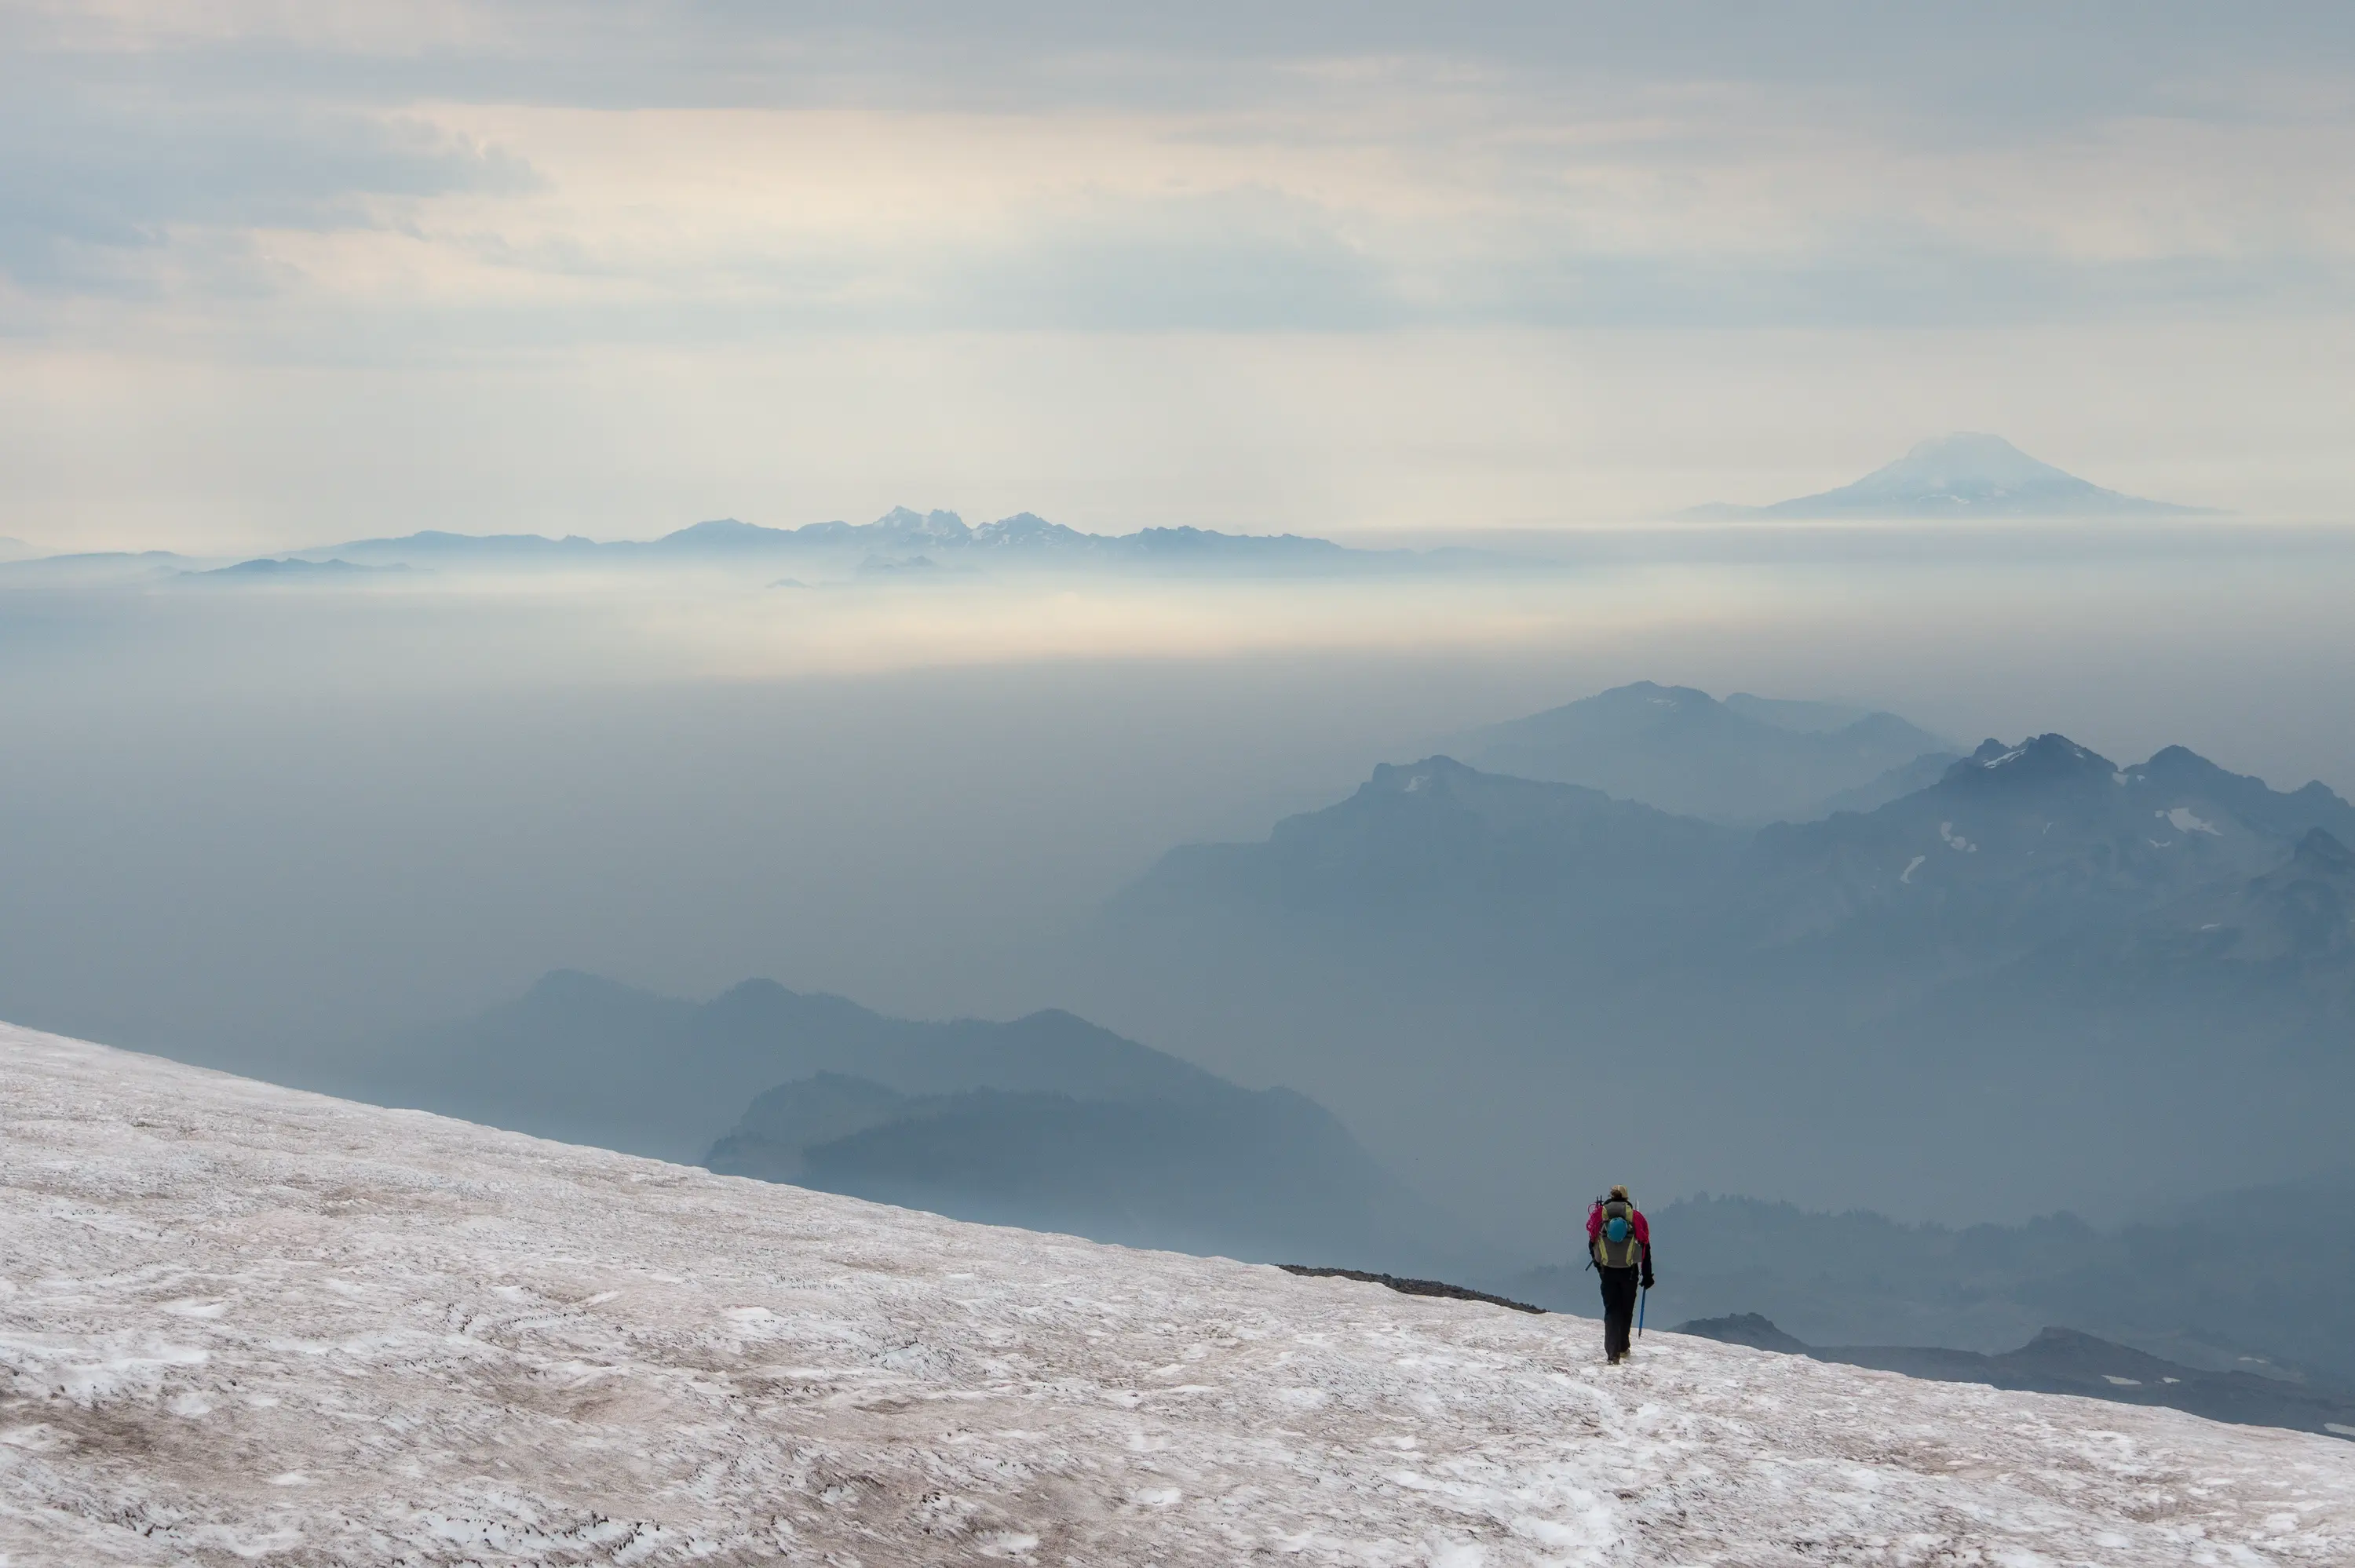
left=1598, top=1266, right=1641, bottom=1358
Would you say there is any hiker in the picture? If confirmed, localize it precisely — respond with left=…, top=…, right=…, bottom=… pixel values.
left=1587, top=1184, right=1654, bottom=1363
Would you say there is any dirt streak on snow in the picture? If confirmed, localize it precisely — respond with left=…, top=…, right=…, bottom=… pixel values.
left=2, top=1023, right=2350, bottom=1566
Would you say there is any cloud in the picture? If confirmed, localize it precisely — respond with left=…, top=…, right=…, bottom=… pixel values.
left=25, top=3, right=2344, bottom=122
left=0, top=76, right=539, bottom=294
left=5, top=2, right=2353, bottom=330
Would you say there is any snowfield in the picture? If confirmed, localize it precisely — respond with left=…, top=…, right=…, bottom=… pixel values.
left=3, top=1025, right=2351, bottom=1566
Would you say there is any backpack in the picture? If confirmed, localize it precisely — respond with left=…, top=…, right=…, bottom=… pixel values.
left=1593, top=1198, right=1642, bottom=1269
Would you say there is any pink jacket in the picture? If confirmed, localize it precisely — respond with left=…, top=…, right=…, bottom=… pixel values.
left=1586, top=1202, right=1651, bottom=1246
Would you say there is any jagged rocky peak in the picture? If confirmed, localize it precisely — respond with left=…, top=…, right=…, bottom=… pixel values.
left=971, top=511, right=1089, bottom=548
left=2127, top=743, right=2225, bottom=782
left=870, top=505, right=971, bottom=542
left=1594, top=680, right=1715, bottom=711
left=1370, top=756, right=1479, bottom=794
left=1951, top=733, right=2116, bottom=784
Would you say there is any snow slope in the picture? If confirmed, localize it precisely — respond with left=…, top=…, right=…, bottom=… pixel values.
left=3, top=1023, right=2351, bottom=1566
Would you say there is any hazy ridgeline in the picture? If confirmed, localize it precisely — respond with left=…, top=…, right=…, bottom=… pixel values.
left=2, top=522, right=2353, bottom=1318
left=1078, top=731, right=2355, bottom=1234
left=1529, top=1179, right=2355, bottom=1385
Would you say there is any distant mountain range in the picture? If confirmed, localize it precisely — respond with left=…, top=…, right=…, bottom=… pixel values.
left=1745, top=732, right=2355, bottom=946
left=184, top=556, right=411, bottom=580
left=1673, top=1315, right=2355, bottom=1440
left=1080, top=717, right=2355, bottom=1237
left=1685, top=433, right=2216, bottom=519
left=1116, top=733, right=2355, bottom=993
left=1131, top=724, right=2355, bottom=981
left=1079, top=725, right=2355, bottom=1371
left=290, top=509, right=1487, bottom=578
left=2, top=436, right=2240, bottom=585
left=0, top=509, right=1505, bottom=584
left=1455, top=681, right=1956, bottom=823
left=0, top=549, right=198, bottom=585
left=331, top=971, right=1476, bottom=1274
left=708, top=1071, right=1436, bottom=1265
left=1521, top=1173, right=2355, bottom=1390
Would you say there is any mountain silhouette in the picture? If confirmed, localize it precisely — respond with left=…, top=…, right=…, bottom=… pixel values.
left=706, top=1071, right=1445, bottom=1267
left=344, top=970, right=1232, bottom=1165
left=1685, top=433, right=2214, bottom=519
left=338, top=973, right=1477, bottom=1274
left=1523, top=1172, right=2355, bottom=1391
left=183, top=556, right=407, bottom=580
left=1126, top=732, right=2353, bottom=964
left=1122, top=754, right=1740, bottom=952
left=1672, top=1316, right=2355, bottom=1439
left=1089, top=731, right=2355, bottom=1225
left=1744, top=732, right=2355, bottom=955
left=304, top=509, right=1470, bottom=576
left=1455, top=680, right=1953, bottom=823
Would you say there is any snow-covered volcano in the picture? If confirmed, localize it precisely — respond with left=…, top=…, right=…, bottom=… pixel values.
left=3, top=1023, right=2350, bottom=1566
left=1688, top=433, right=2213, bottom=519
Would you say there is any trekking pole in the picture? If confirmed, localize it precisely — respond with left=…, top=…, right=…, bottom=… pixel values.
left=1638, top=1286, right=1646, bottom=1339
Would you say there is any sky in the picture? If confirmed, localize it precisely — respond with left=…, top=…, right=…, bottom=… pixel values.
left=6, top=4, right=2355, bottom=1241
left=5, top=2, right=2355, bottom=550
